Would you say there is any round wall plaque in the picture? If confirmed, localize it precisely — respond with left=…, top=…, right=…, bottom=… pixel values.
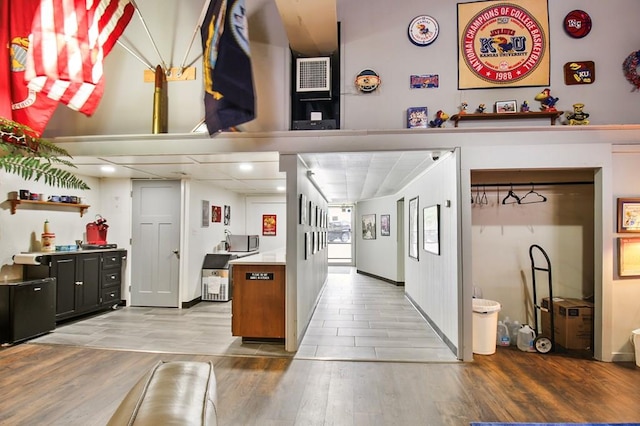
left=408, top=15, right=439, bottom=46
left=563, top=10, right=592, bottom=38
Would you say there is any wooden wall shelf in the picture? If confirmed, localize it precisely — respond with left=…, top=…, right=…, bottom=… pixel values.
left=9, top=199, right=90, bottom=216
left=450, top=111, right=564, bottom=127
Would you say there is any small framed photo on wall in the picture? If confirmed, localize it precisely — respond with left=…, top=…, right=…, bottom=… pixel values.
left=617, top=198, right=640, bottom=232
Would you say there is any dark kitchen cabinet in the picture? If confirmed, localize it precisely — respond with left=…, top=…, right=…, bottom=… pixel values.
left=24, top=249, right=126, bottom=322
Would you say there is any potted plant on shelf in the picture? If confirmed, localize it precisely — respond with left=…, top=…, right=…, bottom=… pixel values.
left=0, top=117, right=89, bottom=190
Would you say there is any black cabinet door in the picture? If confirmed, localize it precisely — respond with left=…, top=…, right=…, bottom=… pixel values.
left=12, top=280, right=56, bottom=342
left=52, top=255, right=77, bottom=318
left=76, top=253, right=101, bottom=312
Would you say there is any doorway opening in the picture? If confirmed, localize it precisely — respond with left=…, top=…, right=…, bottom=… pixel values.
left=328, top=204, right=354, bottom=265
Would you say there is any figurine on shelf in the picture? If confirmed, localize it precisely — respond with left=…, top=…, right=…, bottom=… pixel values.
left=534, top=88, right=559, bottom=111
left=459, top=102, right=468, bottom=115
left=475, top=103, right=486, bottom=113
left=565, top=103, right=590, bottom=125
left=428, top=110, right=449, bottom=128
left=520, top=100, right=530, bottom=112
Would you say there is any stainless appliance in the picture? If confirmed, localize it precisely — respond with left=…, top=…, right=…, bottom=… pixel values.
left=201, top=254, right=237, bottom=302
left=226, top=234, right=259, bottom=252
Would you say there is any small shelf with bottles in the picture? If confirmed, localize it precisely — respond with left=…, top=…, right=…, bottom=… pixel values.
left=9, top=199, right=90, bottom=216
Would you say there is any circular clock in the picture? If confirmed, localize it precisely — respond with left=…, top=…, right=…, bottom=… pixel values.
left=408, top=15, right=439, bottom=46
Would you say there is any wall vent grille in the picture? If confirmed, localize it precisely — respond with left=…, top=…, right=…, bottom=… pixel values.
left=296, top=57, right=331, bottom=92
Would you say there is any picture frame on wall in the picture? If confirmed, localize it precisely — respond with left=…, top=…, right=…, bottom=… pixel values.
left=362, top=214, right=376, bottom=240
left=262, top=214, right=276, bottom=236
left=299, top=194, right=307, bottom=225
left=409, top=197, right=419, bottom=260
left=201, top=200, right=210, bottom=227
left=495, top=100, right=517, bottom=113
left=224, top=205, right=231, bottom=225
left=618, top=237, right=640, bottom=277
left=617, top=198, right=640, bottom=232
left=212, top=206, right=221, bottom=223
left=423, top=204, right=440, bottom=255
left=381, top=214, right=391, bottom=236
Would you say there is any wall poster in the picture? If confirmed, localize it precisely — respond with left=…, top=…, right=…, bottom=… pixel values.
left=457, top=0, right=550, bottom=89
left=263, top=214, right=277, bottom=236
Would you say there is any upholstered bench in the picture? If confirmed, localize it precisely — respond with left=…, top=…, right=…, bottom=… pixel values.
left=107, top=360, right=218, bottom=425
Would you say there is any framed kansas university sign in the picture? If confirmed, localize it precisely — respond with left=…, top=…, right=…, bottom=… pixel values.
left=458, top=0, right=549, bottom=89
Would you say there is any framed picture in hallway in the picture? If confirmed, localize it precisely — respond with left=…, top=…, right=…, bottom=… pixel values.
left=617, top=197, right=640, bottom=232
left=224, top=205, right=231, bottom=225
left=381, top=214, right=390, bottom=236
left=423, top=204, right=440, bottom=255
left=362, top=214, right=376, bottom=240
left=409, top=197, right=419, bottom=260
left=201, top=200, right=210, bottom=227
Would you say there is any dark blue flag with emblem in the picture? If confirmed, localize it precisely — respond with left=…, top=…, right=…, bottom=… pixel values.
left=201, top=0, right=255, bottom=135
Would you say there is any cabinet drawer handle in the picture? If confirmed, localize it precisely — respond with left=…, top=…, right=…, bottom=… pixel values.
left=75, top=281, right=83, bottom=286
left=33, top=287, right=42, bottom=291
left=109, top=275, right=116, bottom=280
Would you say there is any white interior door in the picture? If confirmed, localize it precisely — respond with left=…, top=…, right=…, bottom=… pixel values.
left=131, top=180, right=181, bottom=307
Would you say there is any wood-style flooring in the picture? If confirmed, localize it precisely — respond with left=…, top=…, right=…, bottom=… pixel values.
left=1, top=343, right=639, bottom=425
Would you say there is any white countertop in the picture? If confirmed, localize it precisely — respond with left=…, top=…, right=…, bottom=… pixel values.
left=228, top=249, right=286, bottom=265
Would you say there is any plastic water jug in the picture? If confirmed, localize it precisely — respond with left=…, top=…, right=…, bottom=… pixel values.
left=509, top=320, right=521, bottom=346
left=496, top=321, right=510, bottom=346
left=517, top=324, right=536, bottom=352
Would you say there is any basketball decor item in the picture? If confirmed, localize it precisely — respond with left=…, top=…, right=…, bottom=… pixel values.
left=407, top=15, right=439, bottom=46
left=355, top=69, right=381, bottom=93
left=563, top=10, right=592, bottom=38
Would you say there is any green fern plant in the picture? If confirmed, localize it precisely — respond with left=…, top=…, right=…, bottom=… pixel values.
left=0, top=117, right=90, bottom=190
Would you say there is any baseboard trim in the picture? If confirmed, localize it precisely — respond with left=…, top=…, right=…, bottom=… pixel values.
left=356, top=269, right=404, bottom=286
left=405, top=292, right=458, bottom=358
left=182, top=297, right=202, bottom=309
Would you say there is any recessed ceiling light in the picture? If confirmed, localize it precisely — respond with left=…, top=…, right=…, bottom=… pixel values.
left=239, top=163, right=253, bottom=171
left=101, top=165, right=115, bottom=173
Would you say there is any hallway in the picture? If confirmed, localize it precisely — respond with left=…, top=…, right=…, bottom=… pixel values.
left=30, top=267, right=456, bottom=363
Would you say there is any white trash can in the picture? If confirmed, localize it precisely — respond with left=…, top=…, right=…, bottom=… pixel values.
left=472, top=298, right=501, bottom=355
left=632, top=328, right=640, bottom=367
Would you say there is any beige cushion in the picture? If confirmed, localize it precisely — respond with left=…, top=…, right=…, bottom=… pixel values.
left=107, top=361, right=217, bottom=426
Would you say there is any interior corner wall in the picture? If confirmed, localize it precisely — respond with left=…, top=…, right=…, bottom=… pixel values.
left=282, top=154, right=328, bottom=351
left=402, top=153, right=460, bottom=351
left=183, top=180, right=245, bottom=303
left=355, top=195, right=399, bottom=282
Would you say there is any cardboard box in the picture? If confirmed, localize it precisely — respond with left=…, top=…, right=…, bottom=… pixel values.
left=541, top=297, right=594, bottom=350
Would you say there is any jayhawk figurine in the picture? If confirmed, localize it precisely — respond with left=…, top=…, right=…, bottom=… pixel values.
left=428, top=110, right=449, bottom=128
left=534, top=88, right=559, bottom=112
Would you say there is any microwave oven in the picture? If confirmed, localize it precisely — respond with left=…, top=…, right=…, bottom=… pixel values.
left=227, top=234, right=259, bottom=252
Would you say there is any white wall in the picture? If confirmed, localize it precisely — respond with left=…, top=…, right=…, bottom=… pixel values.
left=0, top=172, right=100, bottom=279
left=355, top=195, right=400, bottom=283
left=282, top=154, right=328, bottom=351
left=471, top=171, right=595, bottom=326
left=401, top=152, right=460, bottom=352
left=611, top=149, right=640, bottom=361
left=184, top=180, right=246, bottom=303
left=245, top=195, right=287, bottom=252
left=41, top=0, right=640, bottom=138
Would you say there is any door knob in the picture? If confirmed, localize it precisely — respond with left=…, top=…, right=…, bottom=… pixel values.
left=172, top=249, right=180, bottom=259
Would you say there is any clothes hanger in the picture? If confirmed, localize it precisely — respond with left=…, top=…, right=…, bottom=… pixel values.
left=519, top=183, right=547, bottom=204
left=502, top=184, right=520, bottom=204
left=480, top=186, right=488, bottom=205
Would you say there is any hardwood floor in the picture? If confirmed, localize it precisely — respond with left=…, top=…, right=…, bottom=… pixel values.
left=0, top=343, right=639, bottom=425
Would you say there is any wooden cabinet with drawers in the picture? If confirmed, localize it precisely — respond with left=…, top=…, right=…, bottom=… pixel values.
left=24, top=249, right=126, bottom=322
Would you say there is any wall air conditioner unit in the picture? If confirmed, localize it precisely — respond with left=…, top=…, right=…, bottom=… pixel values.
left=296, top=57, right=331, bottom=100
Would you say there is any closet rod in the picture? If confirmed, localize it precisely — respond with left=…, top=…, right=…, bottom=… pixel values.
left=470, top=181, right=593, bottom=187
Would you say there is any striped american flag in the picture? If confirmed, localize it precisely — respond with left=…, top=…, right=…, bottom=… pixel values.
left=25, top=0, right=134, bottom=115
